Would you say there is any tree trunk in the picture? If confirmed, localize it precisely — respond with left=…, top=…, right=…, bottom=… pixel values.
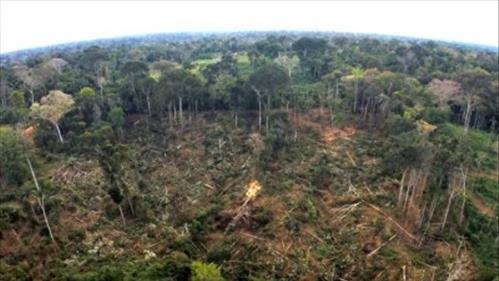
left=335, top=80, right=339, bottom=99
left=167, top=102, right=173, bottom=128
left=266, top=94, right=271, bottom=132
left=258, top=98, right=262, bottom=132
left=363, top=98, right=370, bottom=121
left=26, top=157, right=56, bottom=243
left=418, top=196, right=438, bottom=248
left=463, top=99, right=472, bottom=133
left=38, top=196, right=55, bottom=241
left=459, top=167, right=468, bottom=224
left=330, top=107, right=334, bottom=129
left=146, top=94, right=152, bottom=117
left=473, top=113, right=480, bottom=129
left=118, top=204, right=126, bottom=229
left=251, top=86, right=262, bottom=132
left=173, top=103, right=177, bottom=125
left=398, top=169, right=408, bottom=208
left=293, top=107, right=298, bottom=141
left=403, top=169, right=415, bottom=212
left=127, top=197, right=135, bottom=216
left=441, top=179, right=456, bottom=231
left=52, top=121, right=64, bottom=144
left=418, top=202, right=427, bottom=228
left=178, top=97, right=183, bottom=129
left=427, top=197, right=437, bottom=225
left=29, top=88, right=35, bottom=105
left=234, top=112, right=238, bottom=129
left=409, top=169, right=421, bottom=210
left=353, top=80, right=358, bottom=113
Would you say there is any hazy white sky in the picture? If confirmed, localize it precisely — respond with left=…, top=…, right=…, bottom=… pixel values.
left=1, top=1, right=498, bottom=53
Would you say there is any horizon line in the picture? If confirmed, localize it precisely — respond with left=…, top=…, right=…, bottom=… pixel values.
left=1, top=30, right=498, bottom=56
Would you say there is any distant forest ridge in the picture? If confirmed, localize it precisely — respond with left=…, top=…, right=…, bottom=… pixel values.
left=1, top=31, right=497, bottom=62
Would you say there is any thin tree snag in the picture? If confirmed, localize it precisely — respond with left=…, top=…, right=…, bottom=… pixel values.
left=178, top=96, right=183, bottom=129
left=52, top=121, right=64, bottom=143
left=26, top=157, right=56, bottom=243
left=303, top=228, right=325, bottom=243
left=459, top=167, right=468, bottom=225
left=398, top=169, right=408, bottom=208
left=251, top=86, right=262, bottom=132
left=258, top=98, right=262, bottom=132
left=127, top=197, right=135, bottom=216
left=441, top=178, right=456, bottom=231
left=118, top=204, right=126, bottom=229
left=364, top=201, right=417, bottom=241
left=367, top=234, right=397, bottom=258
left=346, top=151, right=357, bottom=166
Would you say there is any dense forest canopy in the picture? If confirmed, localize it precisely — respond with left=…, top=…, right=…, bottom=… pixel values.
left=0, top=32, right=498, bottom=280
left=1, top=32, right=497, bottom=131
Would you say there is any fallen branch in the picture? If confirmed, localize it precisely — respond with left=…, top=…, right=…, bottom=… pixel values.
left=303, top=228, right=325, bottom=243
left=240, top=232, right=295, bottom=264
left=346, top=151, right=357, bottom=166
left=367, top=234, right=397, bottom=258
left=240, top=231, right=266, bottom=242
left=331, top=202, right=362, bottom=223
left=364, top=201, right=417, bottom=241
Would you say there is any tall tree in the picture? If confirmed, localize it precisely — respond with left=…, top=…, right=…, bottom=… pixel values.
left=274, top=54, right=300, bottom=78
left=456, top=68, right=491, bottom=132
left=249, top=63, right=289, bottom=131
left=120, top=61, right=148, bottom=113
left=76, top=87, right=99, bottom=124
left=30, top=90, right=74, bottom=143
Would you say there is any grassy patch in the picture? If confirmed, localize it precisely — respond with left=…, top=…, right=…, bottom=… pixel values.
left=235, top=52, right=252, bottom=79
left=189, top=57, right=221, bottom=76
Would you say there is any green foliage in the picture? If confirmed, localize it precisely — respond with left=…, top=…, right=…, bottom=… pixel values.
left=422, top=107, right=449, bottom=124
left=0, top=202, right=23, bottom=230
left=32, top=119, right=66, bottom=152
left=64, top=252, right=191, bottom=281
left=464, top=203, right=499, bottom=280
left=0, top=33, right=498, bottom=281
left=292, top=37, right=327, bottom=59
left=249, top=63, right=289, bottom=98
left=0, top=127, right=28, bottom=186
left=98, top=143, right=130, bottom=205
left=9, top=91, right=26, bottom=109
left=71, top=122, right=115, bottom=153
left=0, top=91, right=28, bottom=124
left=191, top=261, right=224, bottom=281
left=382, top=131, right=430, bottom=174
left=67, top=229, right=86, bottom=242
left=299, top=196, right=319, bottom=221
left=107, top=107, right=125, bottom=129
left=472, top=177, right=498, bottom=205
left=188, top=205, right=222, bottom=241
left=76, top=87, right=99, bottom=124
left=30, top=90, right=75, bottom=124
left=384, top=114, right=416, bottom=135
left=259, top=126, right=289, bottom=168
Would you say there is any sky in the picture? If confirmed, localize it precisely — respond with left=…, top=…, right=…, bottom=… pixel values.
left=0, top=0, right=498, bottom=53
